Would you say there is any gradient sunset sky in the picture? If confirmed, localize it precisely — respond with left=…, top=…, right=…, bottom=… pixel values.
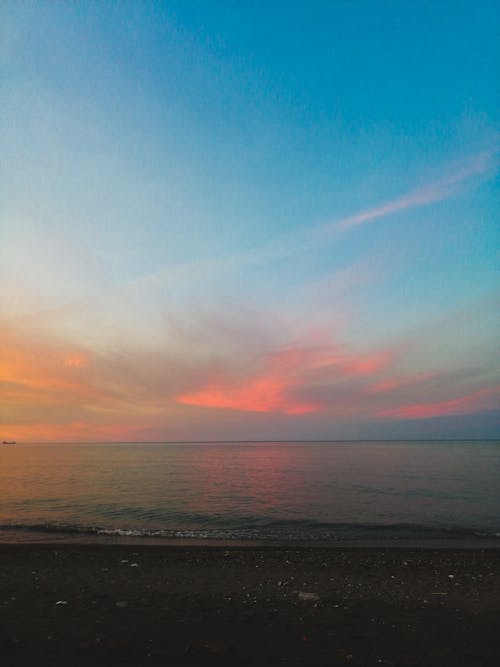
left=1, top=1, right=498, bottom=442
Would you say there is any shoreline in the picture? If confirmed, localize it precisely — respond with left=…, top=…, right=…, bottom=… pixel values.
left=1, top=528, right=499, bottom=550
left=1, top=543, right=499, bottom=665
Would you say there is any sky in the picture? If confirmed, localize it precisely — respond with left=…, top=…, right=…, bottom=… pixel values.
left=1, top=0, right=499, bottom=442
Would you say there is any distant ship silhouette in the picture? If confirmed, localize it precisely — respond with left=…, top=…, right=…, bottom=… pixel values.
left=2, top=440, right=16, bottom=444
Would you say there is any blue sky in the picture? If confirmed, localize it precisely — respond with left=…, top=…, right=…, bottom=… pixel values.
left=1, top=1, right=498, bottom=441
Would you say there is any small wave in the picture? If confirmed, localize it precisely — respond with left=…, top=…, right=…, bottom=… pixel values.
left=0, top=523, right=99, bottom=536
left=0, top=521, right=499, bottom=544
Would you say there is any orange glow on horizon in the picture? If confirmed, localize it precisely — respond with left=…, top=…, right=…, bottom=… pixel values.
left=0, top=332, right=163, bottom=441
left=2, top=320, right=496, bottom=441
left=0, top=420, right=140, bottom=443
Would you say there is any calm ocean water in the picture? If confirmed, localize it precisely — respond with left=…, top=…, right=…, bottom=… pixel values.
left=1, top=441, right=499, bottom=545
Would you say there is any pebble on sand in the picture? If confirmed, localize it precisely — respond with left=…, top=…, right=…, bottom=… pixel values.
left=298, top=591, right=320, bottom=601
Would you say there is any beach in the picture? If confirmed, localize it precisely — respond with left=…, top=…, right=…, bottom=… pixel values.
left=1, top=544, right=499, bottom=666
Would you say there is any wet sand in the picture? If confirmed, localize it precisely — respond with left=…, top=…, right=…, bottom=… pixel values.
left=1, top=544, right=499, bottom=666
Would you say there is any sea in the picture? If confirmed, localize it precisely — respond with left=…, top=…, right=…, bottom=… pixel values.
left=1, top=440, right=499, bottom=546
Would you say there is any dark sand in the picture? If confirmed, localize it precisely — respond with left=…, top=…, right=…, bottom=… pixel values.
left=1, top=544, right=499, bottom=666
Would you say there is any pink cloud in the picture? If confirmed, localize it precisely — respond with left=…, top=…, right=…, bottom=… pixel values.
left=367, top=371, right=438, bottom=394
left=177, top=341, right=391, bottom=415
left=376, top=387, right=499, bottom=420
left=177, top=375, right=319, bottom=415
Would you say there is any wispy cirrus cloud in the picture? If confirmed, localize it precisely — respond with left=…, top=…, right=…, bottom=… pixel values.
left=3, top=149, right=495, bottom=334
left=135, top=150, right=498, bottom=290
left=319, top=149, right=497, bottom=233
left=115, top=149, right=499, bottom=306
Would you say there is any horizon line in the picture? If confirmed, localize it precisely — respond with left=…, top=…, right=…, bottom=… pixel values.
left=7, top=438, right=499, bottom=445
